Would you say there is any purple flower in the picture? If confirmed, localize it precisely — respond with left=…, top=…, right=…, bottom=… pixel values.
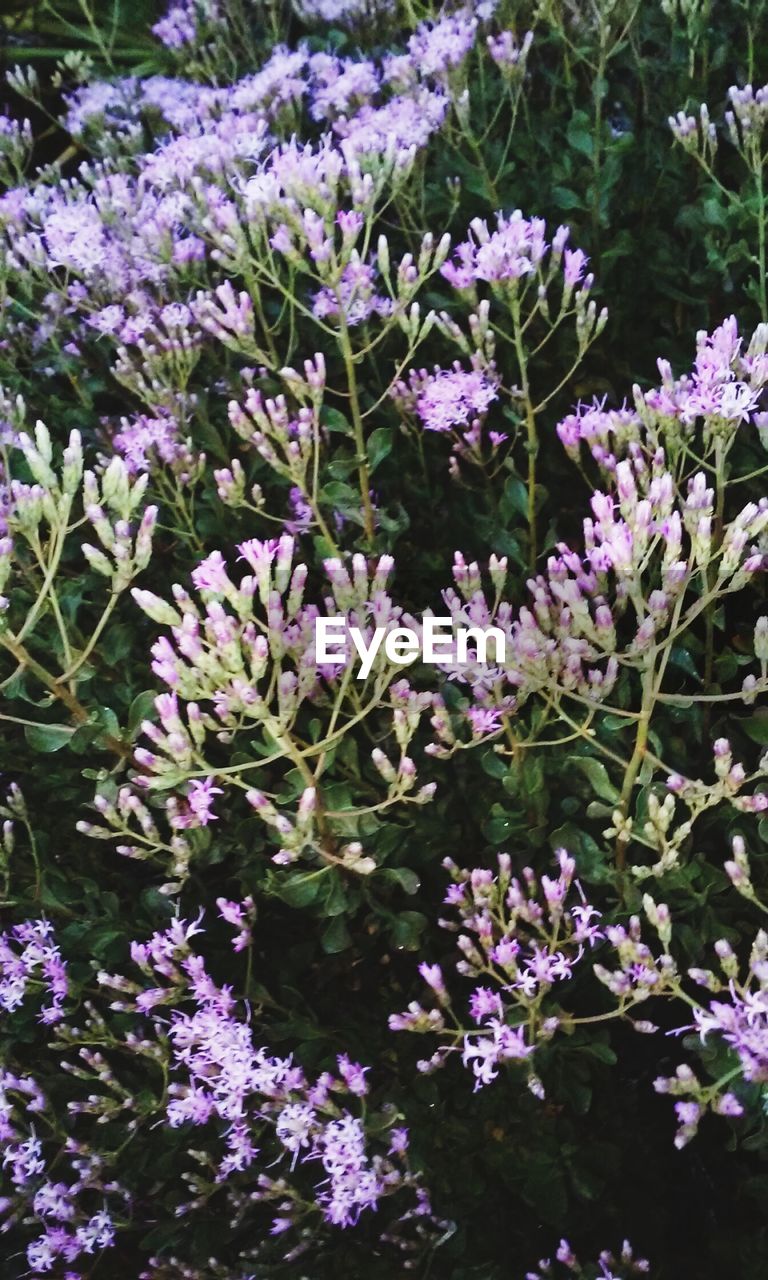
left=216, top=896, right=255, bottom=951
left=469, top=986, right=503, bottom=1022
left=466, top=705, right=503, bottom=736
left=337, top=89, right=448, bottom=157
left=152, top=0, right=223, bottom=49
left=407, top=12, right=478, bottom=84
left=418, top=962, right=447, bottom=999
left=388, top=1126, right=409, bottom=1155
left=309, top=55, right=379, bottom=123
left=337, top=1054, right=369, bottom=1096
left=191, top=551, right=231, bottom=595
left=112, top=412, right=198, bottom=480
left=276, top=1102, right=317, bottom=1159
left=462, top=1021, right=533, bottom=1088
left=317, top=1114, right=383, bottom=1226
left=442, top=209, right=547, bottom=286
left=563, top=246, right=589, bottom=288
left=405, top=364, right=498, bottom=432
left=487, top=30, right=533, bottom=72
left=0, top=919, right=68, bottom=1023
left=170, top=777, right=223, bottom=829
left=312, top=255, right=393, bottom=327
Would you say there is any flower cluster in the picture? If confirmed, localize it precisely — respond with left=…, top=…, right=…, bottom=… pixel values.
left=0, top=912, right=441, bottom=1272
left=0, top=918, right=68, bottom=1024
left=77, top=542, right=437, bottom=881
left=559, top=316, right=768, bottom=475
left=0, top=1070, right=124, bottom=1274
left=94, top=914, right=437, bottom=1244
left=525, top=1238, right=650, bottom=1280
left=153, top=1, right=224, bottom=51
left=441, top=211, right=590, bottom=293
left=391, top=849, right=604, bottom=1091
left=3, top=0, right=768, bottom=1274
left=394, top=360, right=500, bottom=440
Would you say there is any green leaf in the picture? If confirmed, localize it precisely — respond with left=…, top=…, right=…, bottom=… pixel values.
left=326, top=456, right=359, bottom=481
left=572, top=757, right=621, bottom=804
left=703, top=195, right=728, bottom=227
left=279, top=872, right=323, bottom=909
left=321, top=916, right=352, bottom=953
left=322, top=407, right=353, bottom=434
left=95, top=706, right=121, bottom=740
left=366, top=427, right=393, bottom=472
left=69, top=722, right=101, bottom=754
left=739, top=708, right=768, bottom=745
left=24, top=723, right=74, bottom=753
left=484, top=813, right=518, bottom=844
left=499, top=475, right=527, bottom=522
left=567, top=124, right=594, bottom=159
left=382, top=866, right=420, bottom=895
left=89, top=928, right=125, bottom=961
left=586, top=800, right=615, bottom=819
left=129, top=690, right=157, bottom=737
left=101, top=623, right=134, bottom=665
left=388, top=910, right=427, bottom=949
left=552, top=186, right=587, bottom=212
left=602, top=714, right=633, bottom=732
left=668, top=646, right=702, bottom=681
left=322, top=875, right=349, bottom=917
left=319, top=481, right=363, bottom=521
left=583, top=1041, right=618, bottom=1066
left=481, top=748, right=509, bottom=779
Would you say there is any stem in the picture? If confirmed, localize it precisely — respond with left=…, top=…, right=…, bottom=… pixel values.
left=615, top=662, right=656, bottom=871
left=756, top=154, right=767, bottom=323
left=704, top=440, right=727, bottom=691
left=17, top=512, right=71, bottom=645
left=306, top=410, right=340, bottom=555
left=510, top=293, right=538, bottom=570
left=335, top=312, right=376, bottom=546
left=59, top=593, right=119, bottom=682
left=22, top=813, right=41, bottom=901
left=591, top=33, right=607, bottom=255
left=0, top=633, right=134, bottom=762
left=462, top=126, right=500, bottom=207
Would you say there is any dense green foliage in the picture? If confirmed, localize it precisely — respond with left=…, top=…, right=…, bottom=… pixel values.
left=2, top=2, right=768, bottom=1277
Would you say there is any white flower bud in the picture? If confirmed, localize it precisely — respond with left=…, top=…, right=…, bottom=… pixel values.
left=130, top=589, right=182, bottom=627
left=82, top=543, right=113, bottom=577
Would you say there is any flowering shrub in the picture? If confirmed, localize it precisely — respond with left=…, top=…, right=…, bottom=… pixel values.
left=2, top=0, right=768, bottom=1276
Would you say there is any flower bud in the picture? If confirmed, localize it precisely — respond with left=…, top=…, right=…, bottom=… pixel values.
left=131, top=589, right=182, bottom=627
left=82, top=543, right=113, bottom=577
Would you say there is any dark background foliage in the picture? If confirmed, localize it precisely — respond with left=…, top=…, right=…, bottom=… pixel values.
left=2, top=2, right=768, bottom=1276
